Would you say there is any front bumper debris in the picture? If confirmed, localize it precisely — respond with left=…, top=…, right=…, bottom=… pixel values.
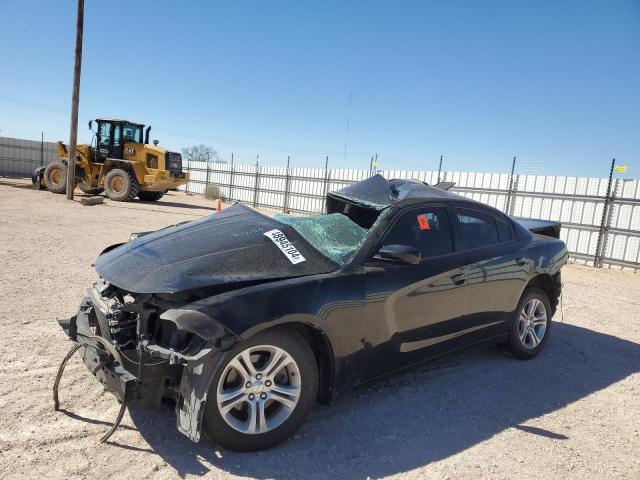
left=54, top=284, right=235, bottom=443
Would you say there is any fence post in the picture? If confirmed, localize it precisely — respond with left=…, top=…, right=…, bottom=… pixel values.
left=594, top=158, right=617, bottom=268
left=185, top=155, right=190, bottom=194
left=437, top=155, right=443, bottom=183
left=283, top=155, right=291, bottom=213
left=509, top=174, right=520, bottom=216
left=205, top=159, right=211, bottom=196
left=40, top=132, right=44, bottom=167
left=322, top=155, right=329, bottom=214
left=253, top=156, right=260, bottom=208
left=228, top=153, right=235, bottom=202
left=505, top=156, right=517, bottom=214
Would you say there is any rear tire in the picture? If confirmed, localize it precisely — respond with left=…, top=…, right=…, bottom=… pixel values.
left=104, top=168, right=139, bottom=201
left=508, top=287, right=552, bottom=359
left=138, top=190, right=165, bottom=201
left=203, top=329, right=318, bottom=451
left=43, top=161, right=68, bottom=194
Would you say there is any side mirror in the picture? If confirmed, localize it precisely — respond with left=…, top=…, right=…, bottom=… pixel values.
left=88, top=120, right=93, bottom=131
left=376, top=244, right=421, bottom=265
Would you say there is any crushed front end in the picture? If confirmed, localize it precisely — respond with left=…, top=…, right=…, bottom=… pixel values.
left=58, top=279, right=235, bottom=442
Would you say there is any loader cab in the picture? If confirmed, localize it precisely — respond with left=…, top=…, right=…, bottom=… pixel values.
left=92, top=119, right=145, bottom=162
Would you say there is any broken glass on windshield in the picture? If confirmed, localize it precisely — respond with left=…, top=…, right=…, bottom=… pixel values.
left=274, top=213, right=368, bottom=264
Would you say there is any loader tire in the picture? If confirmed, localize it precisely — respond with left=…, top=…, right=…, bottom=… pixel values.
left=104, top=168, right=139, bottom=202
left=138, top=190, right=165, bottom=201
left=43, top=161, right=68, bottom=194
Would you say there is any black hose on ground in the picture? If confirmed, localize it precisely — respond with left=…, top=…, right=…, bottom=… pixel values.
left=53, top=342, right=129, bottom=444
left=53, top=343, right=82, bottom=411
left=100, top=401, right=127, bottom=443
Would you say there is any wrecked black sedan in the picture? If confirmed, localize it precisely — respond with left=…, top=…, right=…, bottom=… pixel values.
left=56, top=175, right=567, bottom=451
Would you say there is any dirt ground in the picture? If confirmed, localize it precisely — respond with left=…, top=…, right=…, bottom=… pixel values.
left=1, top=177, right=639, bottom=480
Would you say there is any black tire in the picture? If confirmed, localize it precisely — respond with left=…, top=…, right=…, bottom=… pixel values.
left=508, top=287, right=552, bottom=359
left=78, top=182, right=104, bottom=195
left=103, top=168, right=139, bottom=201
left=203, top=328, right=318, bottom=451
left=138, top=190, right=165, bottom=201
left=43, top=161, right=68, bottom=194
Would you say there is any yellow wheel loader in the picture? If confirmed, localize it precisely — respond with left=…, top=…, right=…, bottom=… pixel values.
left=33, top=119, right=189, bottom=201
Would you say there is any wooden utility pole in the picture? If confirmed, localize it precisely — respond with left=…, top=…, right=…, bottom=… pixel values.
left=65, top=0, right=85, bottom=200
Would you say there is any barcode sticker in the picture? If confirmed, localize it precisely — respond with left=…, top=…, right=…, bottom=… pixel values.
left=264, top=229, right=306, bottom=264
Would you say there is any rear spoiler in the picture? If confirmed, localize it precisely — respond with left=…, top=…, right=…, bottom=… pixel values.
left=513, top=218, right=561, bottom=239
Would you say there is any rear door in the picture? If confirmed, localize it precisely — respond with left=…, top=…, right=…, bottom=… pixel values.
left=362, top=205, right=471, bottom=378
left=451, top=206, right=529, bottom=334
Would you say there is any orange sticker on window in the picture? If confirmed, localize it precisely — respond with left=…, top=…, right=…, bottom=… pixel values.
left=417, top=214, right=430, bottom=230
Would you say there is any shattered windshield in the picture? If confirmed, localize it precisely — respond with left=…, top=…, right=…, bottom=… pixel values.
left=274, top=213, right=368, bottom=264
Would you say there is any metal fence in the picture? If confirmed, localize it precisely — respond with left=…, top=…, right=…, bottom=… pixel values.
left=1, top=134, right=638, bottom=270
left=0, top=136, right=58, bottom=177
left=181, top=159, right=640, bottom=271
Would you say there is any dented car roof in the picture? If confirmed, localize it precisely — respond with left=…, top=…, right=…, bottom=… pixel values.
left=327, top=174, right=464, bottom=210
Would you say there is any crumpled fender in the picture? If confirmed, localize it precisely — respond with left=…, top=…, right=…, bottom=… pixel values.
left=156, top=307, right=240, bottom=442
left=175, top=349, right=226, bottom=442
left=160, top=309, right=228, bottom=341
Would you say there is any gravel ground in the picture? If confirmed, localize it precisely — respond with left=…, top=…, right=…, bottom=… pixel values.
left=1, top=177, right=639, bottom=480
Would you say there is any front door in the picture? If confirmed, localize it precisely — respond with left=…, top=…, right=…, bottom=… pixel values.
left=96, top=121, right=123, bottom=161
left=361, top=205, right=471, bottom=379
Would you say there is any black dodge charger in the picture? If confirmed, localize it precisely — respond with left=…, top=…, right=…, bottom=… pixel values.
left=57, top=175, right=567, bottom=451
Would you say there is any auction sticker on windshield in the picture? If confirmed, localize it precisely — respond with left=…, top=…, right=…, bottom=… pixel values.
left=264, top=229, right=306, bottom=264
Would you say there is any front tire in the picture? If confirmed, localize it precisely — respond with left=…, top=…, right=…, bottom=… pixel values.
left=203, top=329, right=318, bottom=451
left=43, top=161, right=68, bottom=194
left=508, top=287, right=552, bottom=359
left=104, top=168, right=139, bottom=201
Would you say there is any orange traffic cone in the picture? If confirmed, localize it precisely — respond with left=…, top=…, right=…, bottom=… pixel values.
left=216, top=199, right=222, bottom=212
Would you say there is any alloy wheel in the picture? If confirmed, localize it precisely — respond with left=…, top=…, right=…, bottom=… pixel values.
left=518, top=298, right=548, bottom=349
left=216, top=345, right=301, bottom=434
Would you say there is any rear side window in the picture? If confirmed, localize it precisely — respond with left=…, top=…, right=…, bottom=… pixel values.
left=454, top=208, right=500, bottom=249
left=496, top=217, right=514, bottom=242
left=382, top=207, right=453, bottom=259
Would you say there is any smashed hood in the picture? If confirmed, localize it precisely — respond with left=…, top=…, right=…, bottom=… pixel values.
left=95, top=203, right=338, bottom=294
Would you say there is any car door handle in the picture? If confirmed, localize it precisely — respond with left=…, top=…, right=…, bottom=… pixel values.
left=364, top=265, right=386, bottom=275
left=451, top=273, right=466, bottom=286
left=516, top=257, right=527, bottom=266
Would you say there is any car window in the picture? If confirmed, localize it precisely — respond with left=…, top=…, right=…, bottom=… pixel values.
left=455, top=208, right=500, bottom=249
left=382, top=207, right=453, bottom=259
left=496, top=217, right=513, bottom=242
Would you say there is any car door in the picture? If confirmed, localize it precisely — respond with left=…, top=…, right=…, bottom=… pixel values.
left=451, top=206, right=529, bottom=336
left=361, top=204, right=471, bottom=379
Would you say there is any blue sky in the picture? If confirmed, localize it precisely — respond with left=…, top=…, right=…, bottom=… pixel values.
left=1, top=0, right=638, bottom=177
